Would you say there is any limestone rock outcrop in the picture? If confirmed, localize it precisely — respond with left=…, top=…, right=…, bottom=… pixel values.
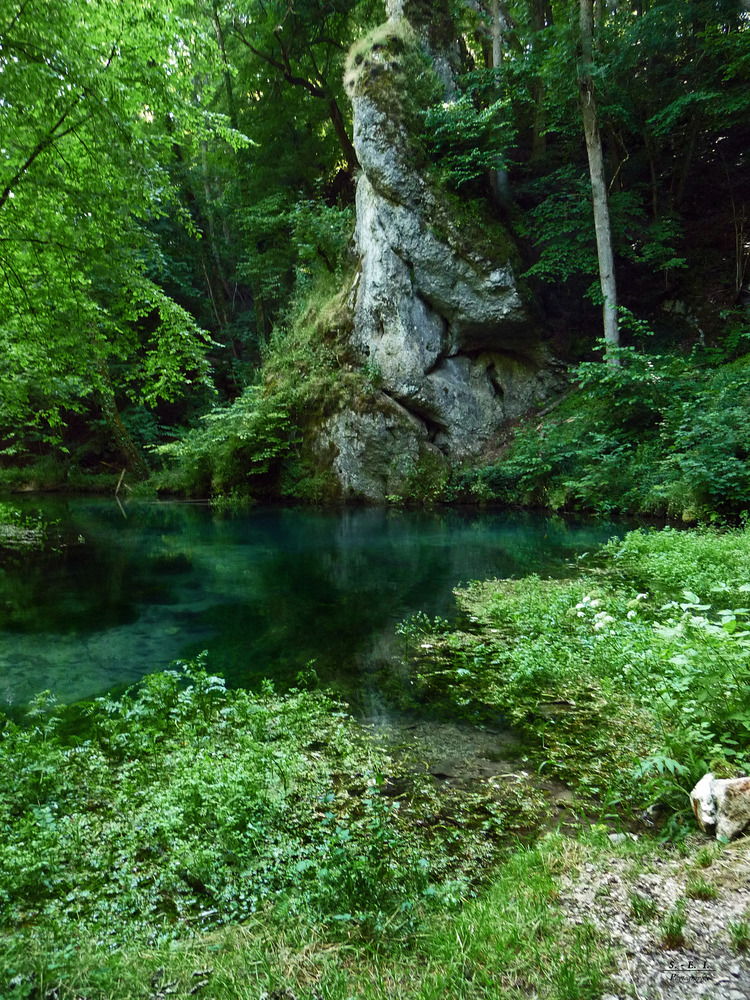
left=319, top=3, right=557, bottom=500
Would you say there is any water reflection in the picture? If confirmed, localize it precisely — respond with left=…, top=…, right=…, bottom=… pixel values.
left=0, top=501, right=624, bottom=710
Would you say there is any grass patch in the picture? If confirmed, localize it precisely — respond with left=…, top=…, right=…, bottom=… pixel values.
left=729, top=915, right=750, bottom=952
left=660, top=901, right=687, bottom=949
left=398, top=524, right=750, bottom=821
left=629, top=890, right=659, bottom=923
left=685, top=875, right=719, bottom=900
left=0, top=834, right=614, bottom=1000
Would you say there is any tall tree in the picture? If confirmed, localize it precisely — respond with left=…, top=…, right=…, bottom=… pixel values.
left=0, top=0, right=221, bottom=467
left=578, top=0, right=618, bottom=358
left=223, top=0, right=366, bottom=176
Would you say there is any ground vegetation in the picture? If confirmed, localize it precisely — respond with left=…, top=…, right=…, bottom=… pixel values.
left=2, top=524, right=750, bottom=997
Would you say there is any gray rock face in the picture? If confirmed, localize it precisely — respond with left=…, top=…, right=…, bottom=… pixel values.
left=323, top=13, right=556, bottom=500
left=690, top=772, right=750, bottom=840
left=316, top=393, right=446, bottom=501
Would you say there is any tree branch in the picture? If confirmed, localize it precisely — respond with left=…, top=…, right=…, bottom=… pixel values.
left=0, top=102, right=88, bottom=212
left=232, top=23, right=326, bottom=96
left=3, top=0, right=34, bottom=39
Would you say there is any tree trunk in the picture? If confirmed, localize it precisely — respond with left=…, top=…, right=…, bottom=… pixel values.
left=529, top=0, right=548, bottom=161
left=578, top=0, right=618, bottom=361
left=327, top=96, right=360, bottom=176
left=211, top=4, right=239, bottom=132
left=489, top=0, right=510, bottom=211
left=94, top=356, right=149, bottom=480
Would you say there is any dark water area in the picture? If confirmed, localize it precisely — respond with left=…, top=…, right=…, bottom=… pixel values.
left=0, top=500, right=625, bottom=714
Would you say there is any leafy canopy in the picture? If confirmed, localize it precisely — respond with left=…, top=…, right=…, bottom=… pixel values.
left=0, top=0, right=231, bottom=453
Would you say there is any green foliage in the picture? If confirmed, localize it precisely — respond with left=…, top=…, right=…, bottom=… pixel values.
left=421, top=73, right=515, bottom=189
left=291, top=200, right=356, bottom=289
left=386, top=449, right=451, bottom=507
left=153, top=260, right=360, bottom=499
left=601, top=526, right=750, bottom=599
left=423, top=836, right=612, bottom=1000
left=0, top=0, right=222, bottom=458
left=279, top=456, right=341, bottom=503
left=660, top=901, right=687, bottom=949
left=399, top=525, right=750, bottom=821
left=629, top=890, right=658, bottom=923
left=685, top=875, right=718, bottom=900
left=729, top=914, right=750, bottom=952
left=0, top=655, right=461, bottom=981
left=520, top=171, right=686, bottom=295
left=154, top=387, right=296, bottom=496
left=0, top=828, right=618, bottom=1000
left=519, top=168, right=599, bottom=286
left=302, top=779, right=432, bottom=935
left=396, top=612, right=451, bottom=658
left=455, top=335, right=750, bottom=518
left=0, top=504, right=60, bottom=551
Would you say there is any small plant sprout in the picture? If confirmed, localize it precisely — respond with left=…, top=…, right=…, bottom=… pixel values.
left=660, top=901, right=687, bottom=949
left=695, top=846, right=717, bottom=869
left=728, top=916, right=750, bottom=952
left=629, top=891, right=658, bottom=924
left=685, top=875, right=718, bottom=901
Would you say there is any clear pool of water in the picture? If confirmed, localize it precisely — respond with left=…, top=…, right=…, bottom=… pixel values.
left=0, top=500, right=624, bottom=712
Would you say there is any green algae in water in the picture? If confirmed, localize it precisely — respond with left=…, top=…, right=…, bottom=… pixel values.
left=0, top=501, right=624, bottom=711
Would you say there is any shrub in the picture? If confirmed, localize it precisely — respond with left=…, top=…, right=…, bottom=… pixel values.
left=153, top=387, right=296, bottom=496
left=399, top=524, right=750, bottom=817
left=456, top=341, right=750, bottom=519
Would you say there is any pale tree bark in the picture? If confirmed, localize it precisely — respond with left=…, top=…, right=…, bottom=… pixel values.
left=578, top=0, right=619, bottom=361
left=489, top=0, right=510, bottom=211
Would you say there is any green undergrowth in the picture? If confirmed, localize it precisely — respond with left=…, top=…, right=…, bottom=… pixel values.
left=401, top=524, right=750, bottom=826
left=0, top=831, right=615, bottom=1000
left=0, top=503, right=61, bottom=552
left=0, top=662, right=426, bottom=951
left=452, top=331, right=750, bottom=519
left=0, top=456, right=128, bottom=495
left=0, top=655, right=566, bottom=997
left=5, top=525, right=750, bottom=998
left=151, top=267, right=361, bottom=500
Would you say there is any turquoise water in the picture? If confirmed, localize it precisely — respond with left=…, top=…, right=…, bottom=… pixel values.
left=0, top=501, right=624, bottom=712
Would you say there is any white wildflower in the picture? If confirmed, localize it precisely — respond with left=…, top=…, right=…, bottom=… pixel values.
left=593, top=612, right=615, bottom=631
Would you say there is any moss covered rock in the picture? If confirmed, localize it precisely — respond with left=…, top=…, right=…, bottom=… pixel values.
left=314, top=5, right=557, bottom=498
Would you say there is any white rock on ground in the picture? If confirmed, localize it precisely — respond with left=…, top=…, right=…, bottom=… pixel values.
left=691, top=774, right=750, bottom=841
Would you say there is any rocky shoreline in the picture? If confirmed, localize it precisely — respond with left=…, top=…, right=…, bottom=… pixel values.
left=559, top=834, right=750, bottom=1000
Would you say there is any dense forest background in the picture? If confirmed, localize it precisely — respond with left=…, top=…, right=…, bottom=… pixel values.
left=4, top=6, right=750, bottom=992
left=1, top=0, right=749, bottom=515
